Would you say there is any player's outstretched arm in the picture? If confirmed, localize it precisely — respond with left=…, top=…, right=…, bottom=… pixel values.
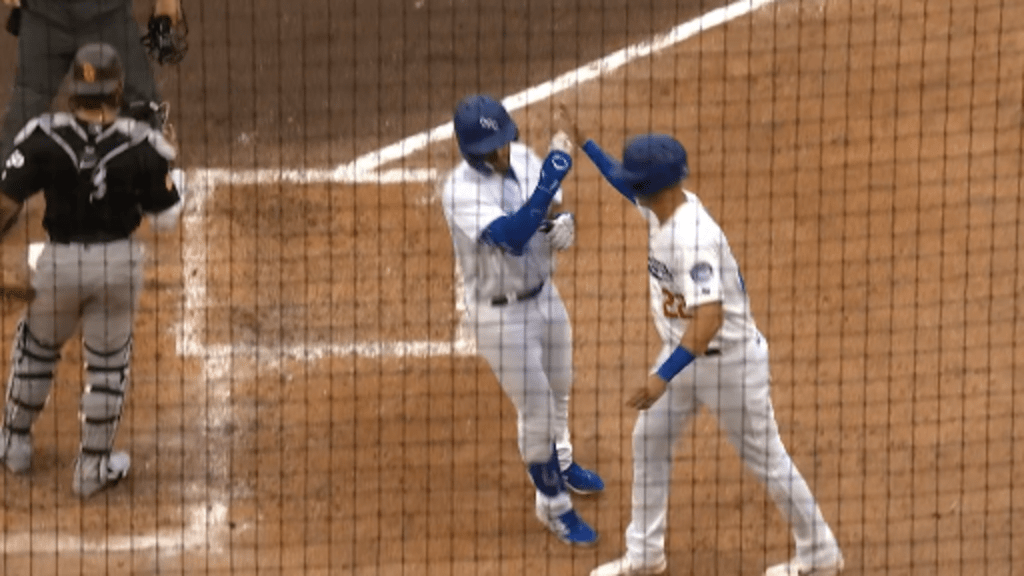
left=579, top=140, right=638, bottom=204
left=555, top=103, right=637, bottom=203
left=482, top=149, right=572, bottom=255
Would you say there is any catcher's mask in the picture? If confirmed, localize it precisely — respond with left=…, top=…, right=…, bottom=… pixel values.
left=613, top=134, right=689, bottom=197
left=68, top=43, right=124, bottom=113
left=453, top=94, right=519, bottom=174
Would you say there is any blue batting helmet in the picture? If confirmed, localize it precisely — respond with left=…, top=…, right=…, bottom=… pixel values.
left=453, top=94, right=518, bottom=171
left=612, top=134, right=689, bottom=196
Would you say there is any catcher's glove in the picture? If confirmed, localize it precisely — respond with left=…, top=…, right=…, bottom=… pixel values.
left=141, top=11, right=188, bottom=65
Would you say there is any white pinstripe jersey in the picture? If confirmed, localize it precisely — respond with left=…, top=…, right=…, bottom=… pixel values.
left=441, top=142, right=562, bottom=305
left=644, top=190, right=762, bottom=350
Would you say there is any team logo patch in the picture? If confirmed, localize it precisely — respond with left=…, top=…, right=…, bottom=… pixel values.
left=479, top=117, right=500, bottom=131
left=648, top=257, right=673, bottom=281
left=689, top=262, right=714, bottom=283
left=4, top=150, right=24, bottom=169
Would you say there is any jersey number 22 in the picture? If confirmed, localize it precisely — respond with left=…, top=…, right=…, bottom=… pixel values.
left=661, top=288, right=692, bottom=319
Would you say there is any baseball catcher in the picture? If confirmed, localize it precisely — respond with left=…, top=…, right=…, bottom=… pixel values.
left=0, top=43, right=184, bottom=498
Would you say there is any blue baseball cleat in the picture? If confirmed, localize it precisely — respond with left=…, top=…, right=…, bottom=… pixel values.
left=538, top=508, right=599, bottom=547
left=563, top=462, right=605, bottom=494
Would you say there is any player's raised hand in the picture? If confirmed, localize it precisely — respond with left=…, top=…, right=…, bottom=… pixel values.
left=555, top=102, right=586, bottom=148
left=549, top=130, right=573, bottom=155
left=626, top=373, right=668, bottom=410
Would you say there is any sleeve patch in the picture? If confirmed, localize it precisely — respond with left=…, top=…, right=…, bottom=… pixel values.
left=689, top=262, right=714, bottom=283
left=4, top=150, right=24, bottom=169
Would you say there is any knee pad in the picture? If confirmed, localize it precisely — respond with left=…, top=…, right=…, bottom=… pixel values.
left=3, top=320, right=60, bottom=433
left=79, top=338, right=131, bottom=454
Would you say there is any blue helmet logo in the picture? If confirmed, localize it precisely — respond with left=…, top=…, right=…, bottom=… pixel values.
left=612, top=134, right=689, bottom=196
left=453, top=95, right=518, bottom=169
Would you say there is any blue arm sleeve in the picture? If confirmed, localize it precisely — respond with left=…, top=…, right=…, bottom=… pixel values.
left=580, top=140, right=636, bottom=204
left=482, top=150, right=572, bottom=255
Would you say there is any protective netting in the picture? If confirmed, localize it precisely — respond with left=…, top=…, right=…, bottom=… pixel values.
left=0, top=0, right=1020, bottom=574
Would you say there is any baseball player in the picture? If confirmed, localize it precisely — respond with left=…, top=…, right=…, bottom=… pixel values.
left=565, top=129, right=843, bottom=576
left=0, top=0, right=185, bottom=161
left=0, top=43, right=182, bottom=497
left=440, top=94, right=603, bottom=546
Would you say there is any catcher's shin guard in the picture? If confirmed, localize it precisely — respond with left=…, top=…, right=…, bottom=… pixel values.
left=2, top=321, right=60, bottom=473
left=79, top=338, right=132, bottom=456
left=3, top=320, right=60, bottom=435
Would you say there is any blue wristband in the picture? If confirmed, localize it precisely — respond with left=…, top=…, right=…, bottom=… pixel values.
left=656, top=346, right=696, bottom=382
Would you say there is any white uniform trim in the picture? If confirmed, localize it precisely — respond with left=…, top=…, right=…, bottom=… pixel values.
left=12, top=114, right=177, bottom=166
left=27, top=116, right=80, bottom=167
left=12, top=118, right=40, bottom=148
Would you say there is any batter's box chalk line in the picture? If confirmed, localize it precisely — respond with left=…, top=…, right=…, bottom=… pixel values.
left=1, top=500, right=228, bottom=557
left=174, top=167, right=474, bottom=363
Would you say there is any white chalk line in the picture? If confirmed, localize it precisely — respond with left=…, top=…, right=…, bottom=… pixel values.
left=343, top=0, right=779, bottom=176
left=0, top=0, right=783, bottom=562
left=175, top=168, right=477, bottom=362
left=1, top=503, right=228, bottom=558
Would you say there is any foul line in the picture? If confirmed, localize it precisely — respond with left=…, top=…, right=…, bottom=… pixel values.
left=341, top=0, right=778, bottom=177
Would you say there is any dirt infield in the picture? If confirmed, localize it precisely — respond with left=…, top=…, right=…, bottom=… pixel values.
left=1, top=0, right=1022, bottom=574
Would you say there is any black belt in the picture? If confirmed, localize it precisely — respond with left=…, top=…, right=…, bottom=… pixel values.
left=50, top=232, right=128, bottom=245
left=704, top=349, right=721, bottom=356
left=491, top=282, right=544, bottom=306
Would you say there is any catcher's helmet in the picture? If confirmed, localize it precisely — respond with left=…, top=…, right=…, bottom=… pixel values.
left=453, top=94, right=518, bottom=171
left=69, top=43, right=124, bottom=100
left=613, top=134, right=689, bottom=196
